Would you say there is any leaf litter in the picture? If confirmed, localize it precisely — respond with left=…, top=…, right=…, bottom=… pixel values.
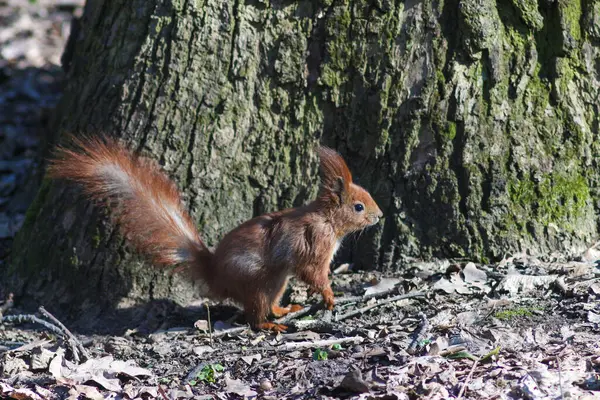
left=2, top=249, right=599, bottom=399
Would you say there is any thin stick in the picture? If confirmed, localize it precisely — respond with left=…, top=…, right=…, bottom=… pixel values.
left=157, top=385, right=170, bottom=400
left=1, top=314, right=65, bottom=337
left=209, top=326, right=250, bottom=338
left=457, top=357, right=480, bottom=399
left=39, top=306, right=89, bottom=361
left=206, top=304, right=213, bottom=346
left=279, top=336, right=363, bottom=351
left=335, top=286, right=402, bottom=305
left=335, top=291, right=426, bottom=322
left=407, top=312, right=429, bottom=355
left=439, top=345, right=467, bottom=357
left=289, top=319, right=335, bottom=332
left=1, top=314, right=80, bottom=362
left=276, top=287, right=423, bottom=325
left=192, top=336, right=362, bottom=359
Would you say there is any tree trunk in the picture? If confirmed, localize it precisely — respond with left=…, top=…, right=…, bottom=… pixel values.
left=6, top=0, right=600, bottom=327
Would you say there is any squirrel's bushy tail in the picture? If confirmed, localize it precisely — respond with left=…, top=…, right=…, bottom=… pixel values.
left=48, top=135, right=211, bottom=272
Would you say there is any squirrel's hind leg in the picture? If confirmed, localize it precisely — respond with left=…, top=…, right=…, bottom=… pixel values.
left=270, top=277, right=303, bottom=317
left=244, top=292, right=288, bottom=332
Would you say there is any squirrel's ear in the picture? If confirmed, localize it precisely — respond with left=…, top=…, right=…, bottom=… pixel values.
left=318, top=146, right=352, bottom=199
left=331, top=176, right=347, bottom=203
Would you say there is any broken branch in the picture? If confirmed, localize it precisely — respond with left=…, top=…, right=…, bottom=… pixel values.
left=335, top=291, right=426, bottom=322
left=278, top=336, right=363, bottom=351
left=39, top=306, right=89, bottom=362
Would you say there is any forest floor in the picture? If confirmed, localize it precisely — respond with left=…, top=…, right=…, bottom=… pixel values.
left=1, top=1, right=600, bottom=400
left=2, top=252, right=600, bottom=400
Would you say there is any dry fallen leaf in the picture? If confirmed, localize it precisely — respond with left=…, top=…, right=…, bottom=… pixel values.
left=49, top=353, right=152, bottom=392
left=588, top=311, right=600, bottom=324
left=462, top=262, right=487, bottom=283
left=0, top=382, right=14, bottom=395
left=364, top=278, right=400, bottom=296
left=498, top=273, right=558, bottom=294
left=224, top=374, right=257, bottom=397
left=194, top=319, right=210, bottom=331
left=240, top=354, right=262, bottom=365
left=193, top=345, right=215, bottom=356
left=67, top=385, right=104, bottom=400
left=30, top=347, right=56, bottom=371
left=123, top=385, right=159, bottom=398
left=33, top=385, right=53, bottom=399
left=432, top=274, right=472, bottom=294
left=4, top=387, right=44, bottom=400
left=339, top=369, right=370, bottom=393
left=3, top=357, right=29, bottom=376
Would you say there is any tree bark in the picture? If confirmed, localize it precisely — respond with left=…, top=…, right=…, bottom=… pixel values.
left=6, top=0, right=600, bottom=327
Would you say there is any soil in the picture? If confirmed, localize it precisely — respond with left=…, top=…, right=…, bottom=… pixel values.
left=0, top=2, right=599, bottom=399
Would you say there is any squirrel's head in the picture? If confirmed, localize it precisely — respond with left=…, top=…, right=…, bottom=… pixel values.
left=317, top=146, right=383, bottom=236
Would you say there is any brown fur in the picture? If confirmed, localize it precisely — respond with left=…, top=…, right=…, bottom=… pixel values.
left=49, top=136, right=383, bottom=331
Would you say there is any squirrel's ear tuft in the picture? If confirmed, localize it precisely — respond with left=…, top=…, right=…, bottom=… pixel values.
left=330, top=176, right=346, bottom=202
left=318, top=146, right=352, bottom=200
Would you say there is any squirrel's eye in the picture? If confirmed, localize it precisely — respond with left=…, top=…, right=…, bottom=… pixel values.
left=354, top=203, right=364, bottom=212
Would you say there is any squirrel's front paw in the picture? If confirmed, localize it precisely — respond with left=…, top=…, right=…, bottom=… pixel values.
left=289, top=304, right=304, bottom=312
left=322, top=288, right=335, bottom=310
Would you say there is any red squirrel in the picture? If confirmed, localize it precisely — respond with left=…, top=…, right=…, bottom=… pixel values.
left=48, top=136, right=383, bottom=332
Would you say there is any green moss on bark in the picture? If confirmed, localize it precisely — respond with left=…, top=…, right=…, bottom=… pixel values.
left=509, top=171, right=590, bottom=229
left=559, top=0, right=582, bottom=42
left=510, top=0, right=544, bottom=30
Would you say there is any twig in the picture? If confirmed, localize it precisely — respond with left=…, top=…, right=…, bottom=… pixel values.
left=0, top=314, right=79, bottom=362
left=289, top=319, right=335, bottom=332
left=9, top=339, right=53, bottom=354
left=193, top=335, right=363, bottom=358
left=206, top=304, right=213, bottom=346
left=209, top=326, right=250, bottom=338
left=1, top=314, right=66, bottom=337
left=279, top=336, right=363, bottom=351
left=407, top=312, right=430, bottom=355
left=157, top=385, right=170, bottom=400
left=439, top=345, right=467, bottom=357
left=335, top=291, right=426, bottom=322
left=335, top=286, right=403, bottom=305
left=276, top=288, right=425, bottom=325
left=39, top=306, right=89, bottom=362
left=457, top=357, right=480, bottom=399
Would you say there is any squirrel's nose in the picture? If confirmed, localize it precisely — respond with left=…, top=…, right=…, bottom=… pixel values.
left=377, top=209, right=383, bottom=218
